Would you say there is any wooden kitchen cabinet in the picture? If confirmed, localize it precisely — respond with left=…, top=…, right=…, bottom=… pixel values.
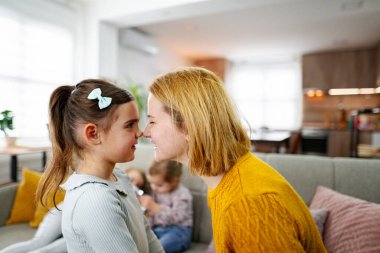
left=193, top=58, right=228, bottom=81
left=328, top=130, right=351, bottom=157
left=302, top=48, right=377, bottom=89
left=376, top=43, right=380, bottom=86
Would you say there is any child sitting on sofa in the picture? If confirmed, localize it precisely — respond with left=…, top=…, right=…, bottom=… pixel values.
left=138, top=161, right=193, bottom=253
left=123, top=167, right=151, bottom=195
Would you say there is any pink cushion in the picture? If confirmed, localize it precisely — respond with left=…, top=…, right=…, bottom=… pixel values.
left=310, top=186, right=380, bottom=253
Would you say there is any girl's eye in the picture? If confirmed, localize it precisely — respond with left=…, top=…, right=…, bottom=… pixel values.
left=126, top=123, right=134, bottom=128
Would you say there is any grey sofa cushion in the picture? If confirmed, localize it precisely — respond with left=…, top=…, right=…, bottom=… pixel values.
left=191, top=191, right=212, bottom=244
left=0, top=223, right=36, bottom=249
left=334, top=157, right=380, bottom=204
left=0, top=183, right=18, bottom=226
left=264, top=154, right=334, bottom=204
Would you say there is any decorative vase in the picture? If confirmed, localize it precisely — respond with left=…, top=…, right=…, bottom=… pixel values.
left=6, top=137, right=17, bottom=148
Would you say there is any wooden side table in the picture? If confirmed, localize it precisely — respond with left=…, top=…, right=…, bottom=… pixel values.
left=0, top=146, right=51, bottom=182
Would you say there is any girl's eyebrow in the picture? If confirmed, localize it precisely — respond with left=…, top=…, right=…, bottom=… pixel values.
left=124, top=118, right=139, bottom=124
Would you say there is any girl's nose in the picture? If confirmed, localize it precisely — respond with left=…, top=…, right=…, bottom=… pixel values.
left=136, top=129, right=143, bottom=138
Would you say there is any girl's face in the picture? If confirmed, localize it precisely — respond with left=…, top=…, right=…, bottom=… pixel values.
left=101, top=101, right=141, bottom=164
left=144, top=94, right=188, bottom=164
left=147, top=174, right=177, bottom=194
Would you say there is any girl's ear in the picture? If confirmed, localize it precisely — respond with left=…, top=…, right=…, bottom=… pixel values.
left=83, top=123, right=101, bottom=145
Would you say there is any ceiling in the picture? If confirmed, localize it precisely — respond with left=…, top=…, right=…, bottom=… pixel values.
left=108, top=0, right=380, bottom=62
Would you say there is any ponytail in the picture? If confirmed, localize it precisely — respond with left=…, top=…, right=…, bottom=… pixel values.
left=36, top=86, right=74, bottom=209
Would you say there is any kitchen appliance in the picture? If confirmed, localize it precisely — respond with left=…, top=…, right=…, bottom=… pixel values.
left=301, top=128, right=329, bottom=155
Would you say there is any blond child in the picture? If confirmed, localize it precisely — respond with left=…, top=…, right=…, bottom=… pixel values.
left=138, top=161, right=193, bottom=253
left=124, top=167, right=151, bottom=195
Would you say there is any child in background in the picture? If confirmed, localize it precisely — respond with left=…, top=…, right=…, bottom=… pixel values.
left=124, top=167, right=151, bottom=195
left=36, top=79, right=163, bottom=253
left=138, top=161, right=193, bottom=253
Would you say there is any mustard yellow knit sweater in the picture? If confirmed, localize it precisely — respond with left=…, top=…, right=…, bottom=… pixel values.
left=208, top=153, right=327, bottom=253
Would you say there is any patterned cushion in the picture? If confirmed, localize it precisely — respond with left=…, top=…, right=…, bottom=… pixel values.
left=310, top=186, right=380, bottom=253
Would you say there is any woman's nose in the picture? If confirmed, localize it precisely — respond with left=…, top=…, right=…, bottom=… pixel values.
left=143, top=125, right=151, bottom=138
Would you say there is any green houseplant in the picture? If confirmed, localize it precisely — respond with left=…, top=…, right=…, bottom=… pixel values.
left=120, top=77, right=149, bottom=143
left=123, top=78, right=147, bottom=115
left=0, top=110, right=14, bottom=137
left=0, top=110, right=16, bottom=147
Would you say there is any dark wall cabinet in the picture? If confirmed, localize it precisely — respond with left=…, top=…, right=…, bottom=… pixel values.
left=302, top=48, right=377, bottom=90
left=328, top=130, right=351, bottom=157
left=377, top=44, right=380, bottom=87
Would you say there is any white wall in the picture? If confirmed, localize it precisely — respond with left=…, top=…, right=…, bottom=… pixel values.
left=117, top=43, right=190, bottom=89
left=78, top=0, right=204, bottom=78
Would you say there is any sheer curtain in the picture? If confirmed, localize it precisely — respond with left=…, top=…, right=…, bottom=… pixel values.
left=0, top=7, right=74, bottom=139
left=225, top=61, right=302, bottom=131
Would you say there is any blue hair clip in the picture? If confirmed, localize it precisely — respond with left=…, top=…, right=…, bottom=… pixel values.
left=87, top=88, right=112, bottom=109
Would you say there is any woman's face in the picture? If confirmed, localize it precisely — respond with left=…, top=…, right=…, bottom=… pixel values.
left=144, top=94, right=189, bottom=164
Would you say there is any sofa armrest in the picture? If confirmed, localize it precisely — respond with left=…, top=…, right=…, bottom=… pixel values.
left=0, top=183, right=18, bottom=226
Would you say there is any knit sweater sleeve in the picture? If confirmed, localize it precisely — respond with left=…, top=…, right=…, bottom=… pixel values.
left=222, top=193, right=312, bottom=253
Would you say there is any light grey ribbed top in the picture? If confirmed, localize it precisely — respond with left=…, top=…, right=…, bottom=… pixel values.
left=60, top=168, right=164, bottom=253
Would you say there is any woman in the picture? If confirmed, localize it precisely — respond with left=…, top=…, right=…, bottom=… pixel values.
left=143, top=67, right=326, bottom=253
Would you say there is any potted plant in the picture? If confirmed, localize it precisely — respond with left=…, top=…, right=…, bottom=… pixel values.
left=0, top=110, right=16, bottom=147
left=119, top=77, right=149, bottom=143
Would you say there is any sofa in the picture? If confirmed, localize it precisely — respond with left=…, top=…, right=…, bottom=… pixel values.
left=1, top=144, right=380, bottom=252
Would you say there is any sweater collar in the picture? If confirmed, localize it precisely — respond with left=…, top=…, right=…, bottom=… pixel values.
left=208, top=152, right=251, bottom=199
left=61, top=170, right=128, bottom=196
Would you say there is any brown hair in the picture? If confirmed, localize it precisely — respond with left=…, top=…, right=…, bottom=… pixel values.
left=149, top=67, right=250, bottom=176
left=124, top=167, right=151, bottom=194
left=148, top=160, right=182, bottom=183
left=36, top=79, right=135, bottom=208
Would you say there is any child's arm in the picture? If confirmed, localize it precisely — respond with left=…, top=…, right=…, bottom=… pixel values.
left=138, top=195, right=160, bottom=214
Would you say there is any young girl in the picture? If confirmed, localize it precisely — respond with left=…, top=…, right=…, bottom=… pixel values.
left=138, top=161, right=193, bottom=253
left=36, top=79, right=163, bottom=253
left=143, top=67, right=327, bottom=253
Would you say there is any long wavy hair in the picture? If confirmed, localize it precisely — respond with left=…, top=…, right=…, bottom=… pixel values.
left=149, top=67, right=250, bottom=176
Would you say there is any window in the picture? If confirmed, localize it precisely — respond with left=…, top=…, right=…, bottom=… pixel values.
left=0, top=7, right=74, bottom=139
left=226, top=61, right=302, bottom=131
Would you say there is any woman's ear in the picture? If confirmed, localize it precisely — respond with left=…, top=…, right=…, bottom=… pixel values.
left=83, top=123, right=101, bottom=145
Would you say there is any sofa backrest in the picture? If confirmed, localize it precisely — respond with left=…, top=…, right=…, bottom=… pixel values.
left=117, top=145, right=380, bottom=243
left=0, top=183, right=18, bottom=226
left=259, top=153, right=380, bottom=205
